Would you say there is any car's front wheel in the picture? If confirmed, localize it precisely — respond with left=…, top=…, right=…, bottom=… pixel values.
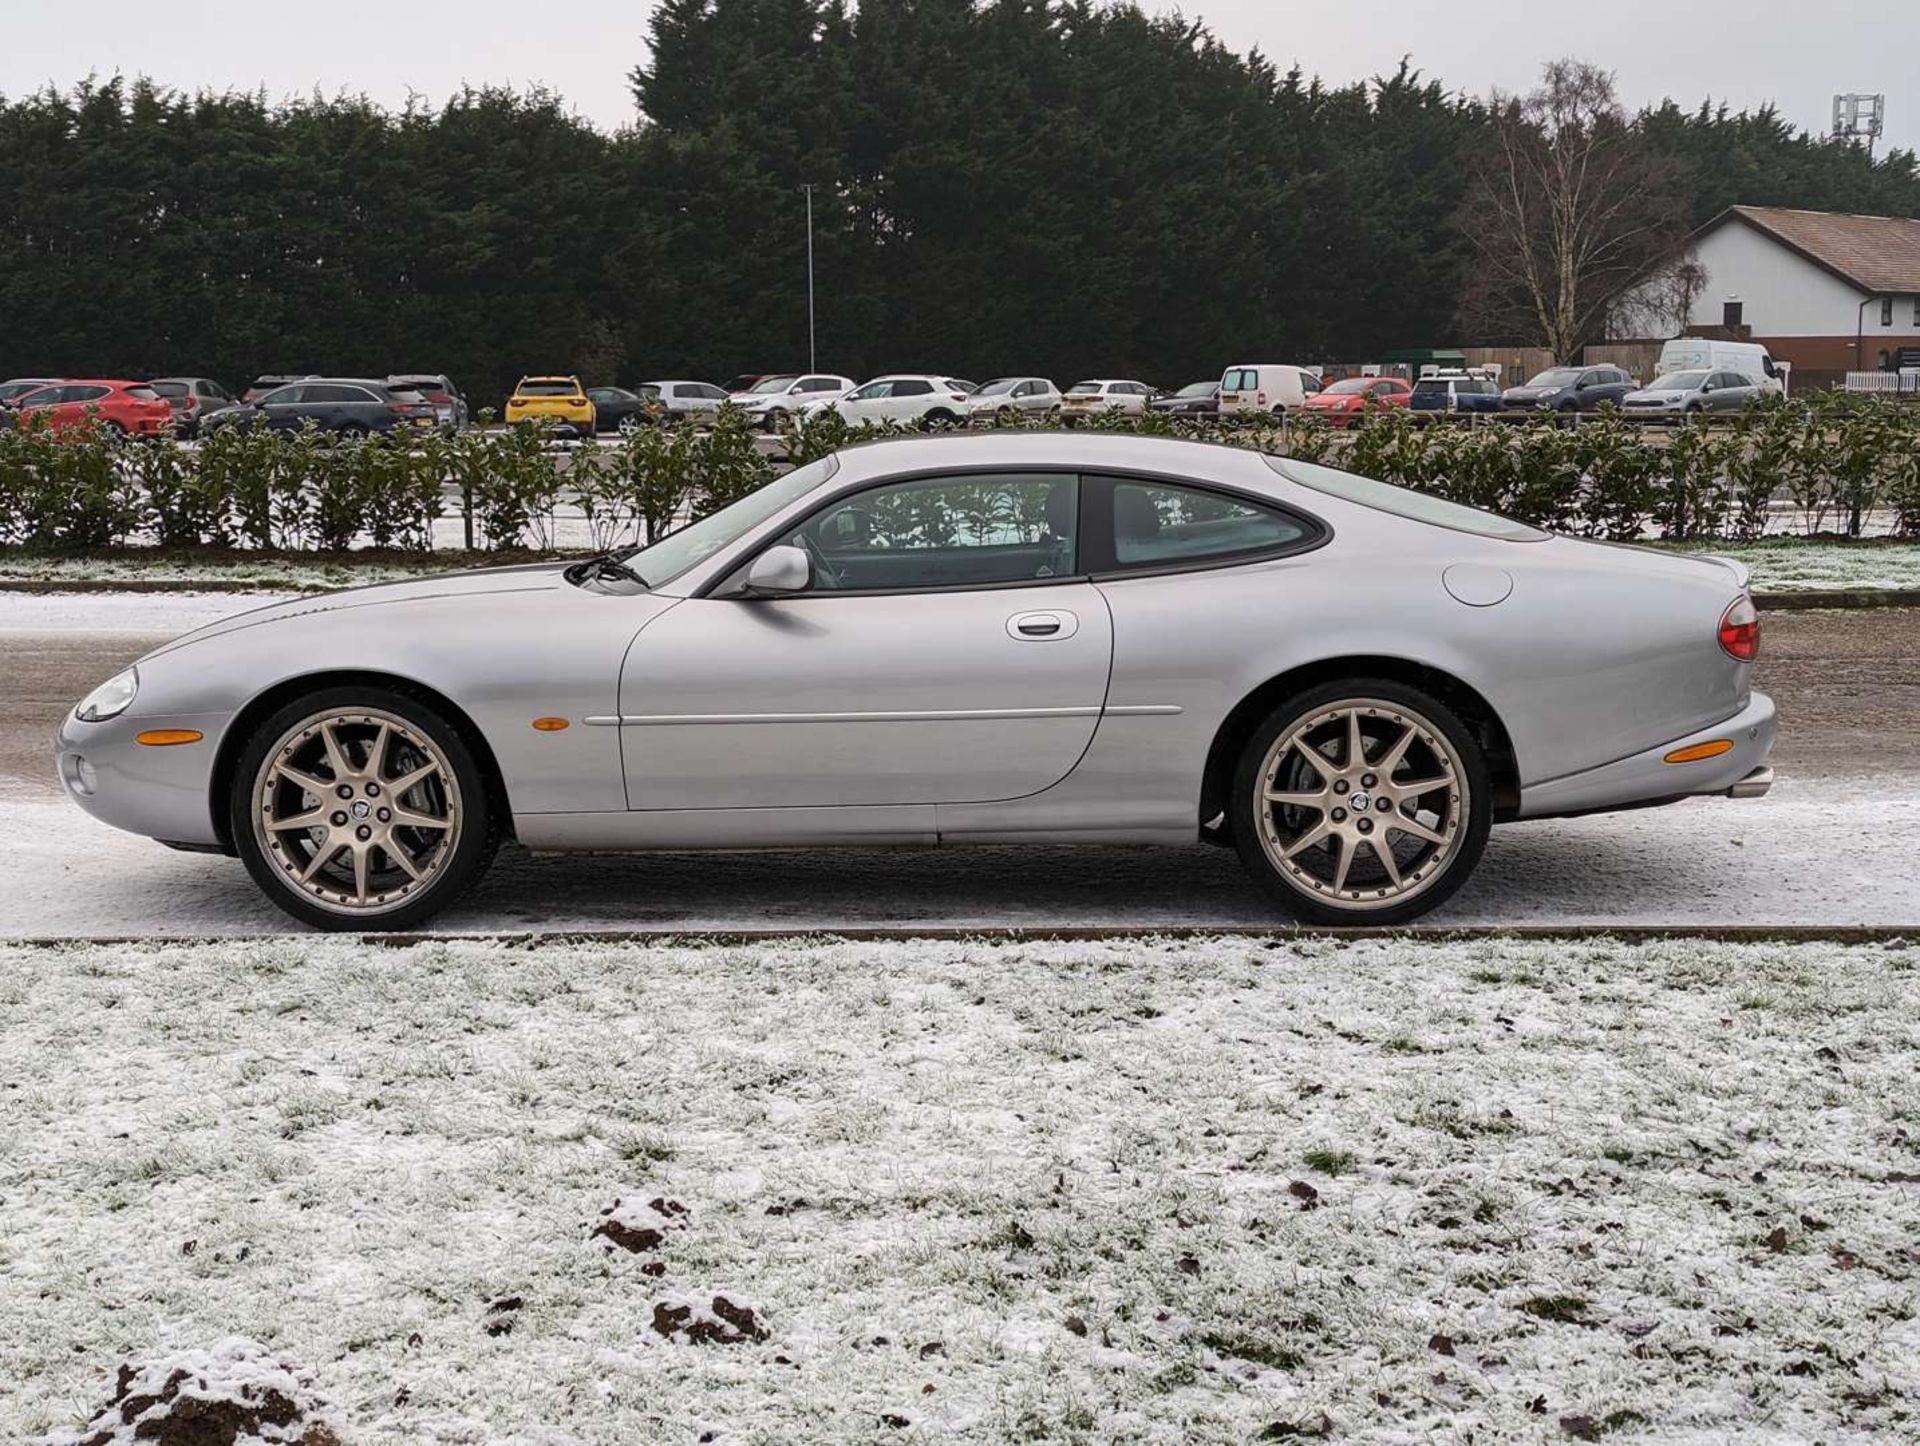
left=1232, top=680, right=1490, bottom=925
left=231, top=686, right=498, bottom=931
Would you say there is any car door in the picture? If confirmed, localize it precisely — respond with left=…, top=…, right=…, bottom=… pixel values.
left=23, top=384, right=76, bottom=429
left=886, top=378, right=933, bottom=422
left=839, top=380, right=891, bottom=423
left=618, top=470, right=1112, bottom=810
left=258, top=384, right=310, bottom=432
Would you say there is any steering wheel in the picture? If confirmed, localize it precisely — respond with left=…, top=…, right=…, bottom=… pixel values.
left=794, top=529, right=844, bottom=590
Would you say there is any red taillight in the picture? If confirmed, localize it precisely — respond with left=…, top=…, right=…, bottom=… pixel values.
left=1718, top=597, right=1760, bottom=662
left=425, top=392, right=449, bottom=403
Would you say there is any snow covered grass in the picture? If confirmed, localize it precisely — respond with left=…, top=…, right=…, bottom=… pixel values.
left=1655, top=539, right=1920, bottom=595
left=2, top=935, right=1915, bottom=1443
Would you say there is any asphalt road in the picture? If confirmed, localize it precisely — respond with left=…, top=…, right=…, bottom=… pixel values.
left=3, top=604, right=1917, bottom=933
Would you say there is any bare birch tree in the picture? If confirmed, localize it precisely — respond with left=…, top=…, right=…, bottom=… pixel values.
left=1455, top=60, right=1687, bottom=360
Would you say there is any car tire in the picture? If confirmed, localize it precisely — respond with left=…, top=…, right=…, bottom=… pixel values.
left=1231, top=679, right=1492, bottom=926
left=922, top=409, right=958, bottom=431
left=230, top=685, right=500, bottom=932
left=337, top=424, right=367, bottom=441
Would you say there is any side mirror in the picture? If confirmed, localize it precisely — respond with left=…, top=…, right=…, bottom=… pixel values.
left=742, top=544, right=813, bottom=597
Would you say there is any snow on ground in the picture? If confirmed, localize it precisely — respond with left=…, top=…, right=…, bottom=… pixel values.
left=1679, top=541, right=1920, bottom=594
left=1, top=934, right=1914, bottom=1443
left=0, top=590, right=300, bottom=637
left=3, top=769, right=1915, bottom=935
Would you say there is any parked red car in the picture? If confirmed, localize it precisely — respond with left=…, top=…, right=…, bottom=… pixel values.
left=1299, top=375, right=1413, bottom=428
left=11, top=379, right=175, bottom=438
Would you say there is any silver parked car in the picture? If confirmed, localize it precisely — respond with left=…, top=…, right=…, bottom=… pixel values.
left=643, top=380, right=731, bottom=422
left=1621, top=369, right=1764, bottom=419
left=966, top=377, right=1063, bottom=424
left=58, top=433, right=1774, bottom=931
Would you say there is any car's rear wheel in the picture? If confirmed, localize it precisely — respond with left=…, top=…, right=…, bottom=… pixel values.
left=1232, top=680, right=1490, bottom=926
left=231, top=687, right=498, bottom=931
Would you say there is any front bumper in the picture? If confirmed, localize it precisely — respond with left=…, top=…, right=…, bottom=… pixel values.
left=57, top=707, right=231, bottom=847
left=1515, top=690, right=1777, bottom=820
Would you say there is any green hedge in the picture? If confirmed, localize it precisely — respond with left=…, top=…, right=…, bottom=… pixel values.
left=2, top=395, right=1916, bottom=556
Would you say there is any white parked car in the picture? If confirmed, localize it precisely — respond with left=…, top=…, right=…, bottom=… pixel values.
left=800, top=375, right=974, bottom=429
left=1219, top=364, right=1322, bottom=417
left=727, top=373, right=856, bottom=430
left=1058, top=379, right=1157, bottom=420
left=643, top=380, right=731, bottom=421
left=966, top=377, right=1063, bottom=424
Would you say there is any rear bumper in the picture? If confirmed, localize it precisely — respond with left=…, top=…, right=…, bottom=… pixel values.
left=1515, top=690, right=1776, bottom=820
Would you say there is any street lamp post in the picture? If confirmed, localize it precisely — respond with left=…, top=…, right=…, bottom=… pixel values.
left=802, top=183, right=818, bottom=373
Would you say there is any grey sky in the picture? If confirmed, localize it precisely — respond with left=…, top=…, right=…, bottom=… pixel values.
left=3, top=1, right=1916, bottom=158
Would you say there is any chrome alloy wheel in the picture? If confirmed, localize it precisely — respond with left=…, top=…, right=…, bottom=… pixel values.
left=250, top=708, right=461, bottom=915
left=1253, top=699, right=1467, bottom=912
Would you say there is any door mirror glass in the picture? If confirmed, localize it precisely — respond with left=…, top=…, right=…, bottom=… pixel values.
left=744, top=544, right=813, bottom=596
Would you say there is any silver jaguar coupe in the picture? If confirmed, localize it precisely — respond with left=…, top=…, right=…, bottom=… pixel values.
left=58, top=433, right=1775, bottom=930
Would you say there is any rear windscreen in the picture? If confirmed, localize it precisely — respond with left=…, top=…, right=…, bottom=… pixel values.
left=1268, top=456, right=1547, bottom=541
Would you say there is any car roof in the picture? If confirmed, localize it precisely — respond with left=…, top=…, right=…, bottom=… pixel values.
left=517, top=375, right=579, bottom=383
left=57, top=379, right=149, bottom=387
left=825, top=430, right=1284, bottom=486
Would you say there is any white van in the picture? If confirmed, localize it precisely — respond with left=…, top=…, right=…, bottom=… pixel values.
left=1655, top=339, right=1787, bottom=394
left=1219, top=364, right=1322, bottom=416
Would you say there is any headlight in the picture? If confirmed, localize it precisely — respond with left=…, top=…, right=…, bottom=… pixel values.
left=76, top=668, right=138, bottom=722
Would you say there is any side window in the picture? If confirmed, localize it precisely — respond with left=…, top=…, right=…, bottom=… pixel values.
left=70, top=385, right=111, bottom=403
left=786, top=473, right=1078, bottom=592
left=851, top=381, right=892, bottom=400
left=798, top=376, right=835, bottom=392
left=1093, top=477, right=1312, bottom=571
left=893, top=379, right=934, bottom=397
left=261, top=386, right=305, bottom=405
left=1301, top=373, right=1323, bottom=394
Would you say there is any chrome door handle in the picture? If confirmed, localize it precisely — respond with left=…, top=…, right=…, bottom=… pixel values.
left=1007, top=610, right=1078, bottom=640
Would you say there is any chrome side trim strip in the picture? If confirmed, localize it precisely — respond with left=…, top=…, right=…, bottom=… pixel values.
left=586, top=704, right=1183, bottom=727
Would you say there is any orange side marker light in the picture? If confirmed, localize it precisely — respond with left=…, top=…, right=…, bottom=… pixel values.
left=135, top=729, right=204, bottom=747
left=1664, top=739, right=1733, bottom=764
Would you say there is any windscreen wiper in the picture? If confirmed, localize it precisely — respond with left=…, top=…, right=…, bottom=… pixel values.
left=566, top=548, right=648, bottom=588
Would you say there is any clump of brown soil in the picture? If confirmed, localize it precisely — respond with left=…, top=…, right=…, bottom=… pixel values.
left=650, top=1291, right=769, bottom=1345
left=66, top=1338, right=341, bottom=1445
left=591, top=1195, right=688, bottom=1253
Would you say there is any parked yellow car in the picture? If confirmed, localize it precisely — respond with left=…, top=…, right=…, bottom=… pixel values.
left=505, top=375, right=595, bottom=432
